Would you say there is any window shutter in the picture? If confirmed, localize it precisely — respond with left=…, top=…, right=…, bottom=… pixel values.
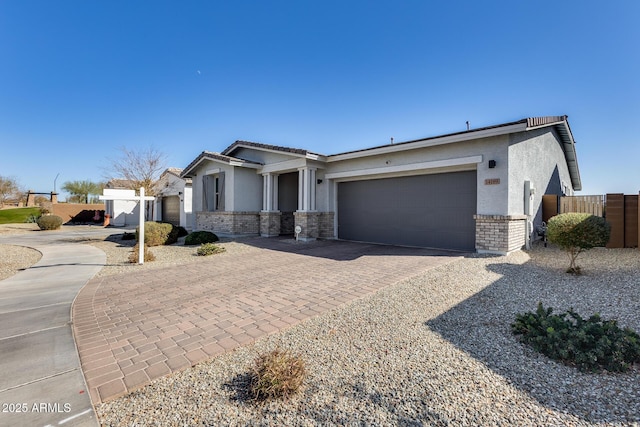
left=203, top=175, right=217, bottom=211
left=217, top=172, right=225, bottom=211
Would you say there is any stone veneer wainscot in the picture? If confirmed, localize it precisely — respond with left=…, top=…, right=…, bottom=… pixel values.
left=196, top=211, right=260, bottom=235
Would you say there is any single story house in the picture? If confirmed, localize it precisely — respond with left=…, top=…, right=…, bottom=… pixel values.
left=153, top=168, right=193, bottom=229
left=181, top=116, right=581, bottom=254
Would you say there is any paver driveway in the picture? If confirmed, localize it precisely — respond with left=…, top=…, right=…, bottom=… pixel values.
left=73, top=237, right=461, bottom=404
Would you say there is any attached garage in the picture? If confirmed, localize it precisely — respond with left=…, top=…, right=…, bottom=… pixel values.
left=337, top=171, right=477, bottom=251
left=161, top=196, right=181, bottom=226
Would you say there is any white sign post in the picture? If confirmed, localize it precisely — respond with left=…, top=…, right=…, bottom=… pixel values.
left=99, top=187, right=156, bottom=265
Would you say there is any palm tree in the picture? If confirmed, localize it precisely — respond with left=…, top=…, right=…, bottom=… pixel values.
left=61, top=180, right=103, bottom=204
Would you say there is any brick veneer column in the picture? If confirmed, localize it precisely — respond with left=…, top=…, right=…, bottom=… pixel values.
left=474, top=214, right=527, bottom=254
left=293, top=211, right=319, bottom=241
left=260, top=211, right=281, bottom=237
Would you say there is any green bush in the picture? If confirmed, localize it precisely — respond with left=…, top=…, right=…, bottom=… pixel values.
left=512, top=302, right=640, bottom=372
left=175, top=226, right=189, bottom=238
left=250, top=348, right=306, bottom=400
left=128, top=244, right=156, bottom=263
left=196, top=243, right=225, bottom=256
left=546, top=213, right=611, bottom=274
left=184, top=230, right=219, bottom=245
left=136, top=221, right=178, bottom=246
left=36, top=215, right=63, bottom=230
left=26, top=213, right=42, bottom=223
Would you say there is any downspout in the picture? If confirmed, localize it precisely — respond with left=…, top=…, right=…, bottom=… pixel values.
left=524, top=180, right=535, bottom=249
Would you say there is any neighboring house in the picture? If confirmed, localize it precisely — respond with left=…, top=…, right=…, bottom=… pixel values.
left=103, top=179, right=153, bottom=227
left=102, top=187, right=140, bottom=226
left=153, top=168, right=193, bottom=229
left=181, top=116, right=581, bottom=254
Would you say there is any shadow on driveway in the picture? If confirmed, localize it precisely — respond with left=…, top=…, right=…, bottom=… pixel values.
left=237, top=236, right=464, bottom=261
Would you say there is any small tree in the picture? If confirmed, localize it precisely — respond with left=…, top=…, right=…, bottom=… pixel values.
left=62, top=180, right=104, bottom=204
left=0, top=175, right=22, bottom=207
left=104, top=146, right=167, bottom=196
left=546, top=213, right=611, bottom=274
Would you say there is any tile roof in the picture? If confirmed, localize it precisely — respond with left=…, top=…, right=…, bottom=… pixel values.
left=331, top=116, right=569, bottom=157
left=180, top=151, right=262, bottom=177
left=222, top=140, right=323, bottom=157
left=179, top=116, right=579, bottom=189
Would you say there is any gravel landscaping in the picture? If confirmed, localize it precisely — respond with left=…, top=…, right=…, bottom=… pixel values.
left=0, top=243, right=42, bottom=280
left=95, top=242, right=639, bottom=426
left=0, top=223, right=43, bottom=280
left=1, top=226, right=638, bottom=425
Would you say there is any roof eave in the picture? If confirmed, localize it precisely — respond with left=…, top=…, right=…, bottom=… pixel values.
left=536, top=119, right=582, bottom=192
left=223, top=140, right=326, bottom=160
left=328, top=122, right=528, bottom=162
left=181, top=152, right=261, bottom=178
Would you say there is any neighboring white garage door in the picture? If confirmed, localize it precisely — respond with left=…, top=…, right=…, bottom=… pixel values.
left=162, top=196, right=181, bottom=226
left=337, top=171, right=477, bottom=251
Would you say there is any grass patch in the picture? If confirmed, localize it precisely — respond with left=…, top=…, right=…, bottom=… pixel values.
left=0, top=207, right=42, bottom=224
left=250, top=348, right=306, bottom=401
left=128, top=244, right=156, bottom=263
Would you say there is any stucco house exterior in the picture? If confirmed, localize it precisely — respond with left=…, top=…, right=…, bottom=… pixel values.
left=102, top=182, right=141, bottom=227
left=103, top=170, right=192, bottom=228
left=181, top=116, right=581, bottom=254
left=153, top=168, right=193, bottom=229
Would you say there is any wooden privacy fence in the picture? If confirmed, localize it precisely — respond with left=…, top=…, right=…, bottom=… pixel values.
left=542, top=193, right=639, bottom=249
left=559, top=195, right=604, bottom=217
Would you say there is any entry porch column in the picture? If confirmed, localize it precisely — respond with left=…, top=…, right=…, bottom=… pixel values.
left=295, top=167, right=318, bottom=240
left=297, top=167, right=316, bottom=212
left=262, top=173, right=279, bottom=212
left=260, top=173, right=281, bottom=237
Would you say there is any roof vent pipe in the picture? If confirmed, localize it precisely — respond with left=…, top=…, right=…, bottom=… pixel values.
left=390, top=137, right=394, bottom=144
left=466, top=121, right=470, bottom=131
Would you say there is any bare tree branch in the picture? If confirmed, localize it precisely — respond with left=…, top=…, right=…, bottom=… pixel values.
left=103, top=146, right=167, bottom=196
left=0, top=176, right=22, bottom=207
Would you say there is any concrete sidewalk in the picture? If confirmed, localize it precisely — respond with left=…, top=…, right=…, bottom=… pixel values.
left=73, top=237, right=461, bottom=405
left=0, top=228, right=117, bottom=427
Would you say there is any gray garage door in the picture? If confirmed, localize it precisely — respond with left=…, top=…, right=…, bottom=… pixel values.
left=338, top=171, right=476, bottom=251
left=162, top=196, right=181, bottom=226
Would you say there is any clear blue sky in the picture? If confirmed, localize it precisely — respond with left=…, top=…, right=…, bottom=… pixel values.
left=1, top=1, right=638, bottom=200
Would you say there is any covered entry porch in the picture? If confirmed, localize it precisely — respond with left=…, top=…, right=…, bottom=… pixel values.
left=259, top=167, right=334, bottom=240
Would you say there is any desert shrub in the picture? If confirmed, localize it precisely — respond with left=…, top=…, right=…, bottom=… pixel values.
left=184, top=230, right=219, bottom=245
left=136, top=221, right=178, bottom=246
left=196, top=243, right=225, bottom=256
left=128, top=244, right=156, bottom=263
left=25, top=213, right=42, bottom=223
left=121, top=232, right=136, bottom=240
left=546, top=213, right=611, bottom=274
left=36, top=215, right=63, bottom=230
left=175, top=226, right=189, bottom=238
left=512, top=302, right=640, bottom=373
left=250, top=348, right=306, bottom=400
